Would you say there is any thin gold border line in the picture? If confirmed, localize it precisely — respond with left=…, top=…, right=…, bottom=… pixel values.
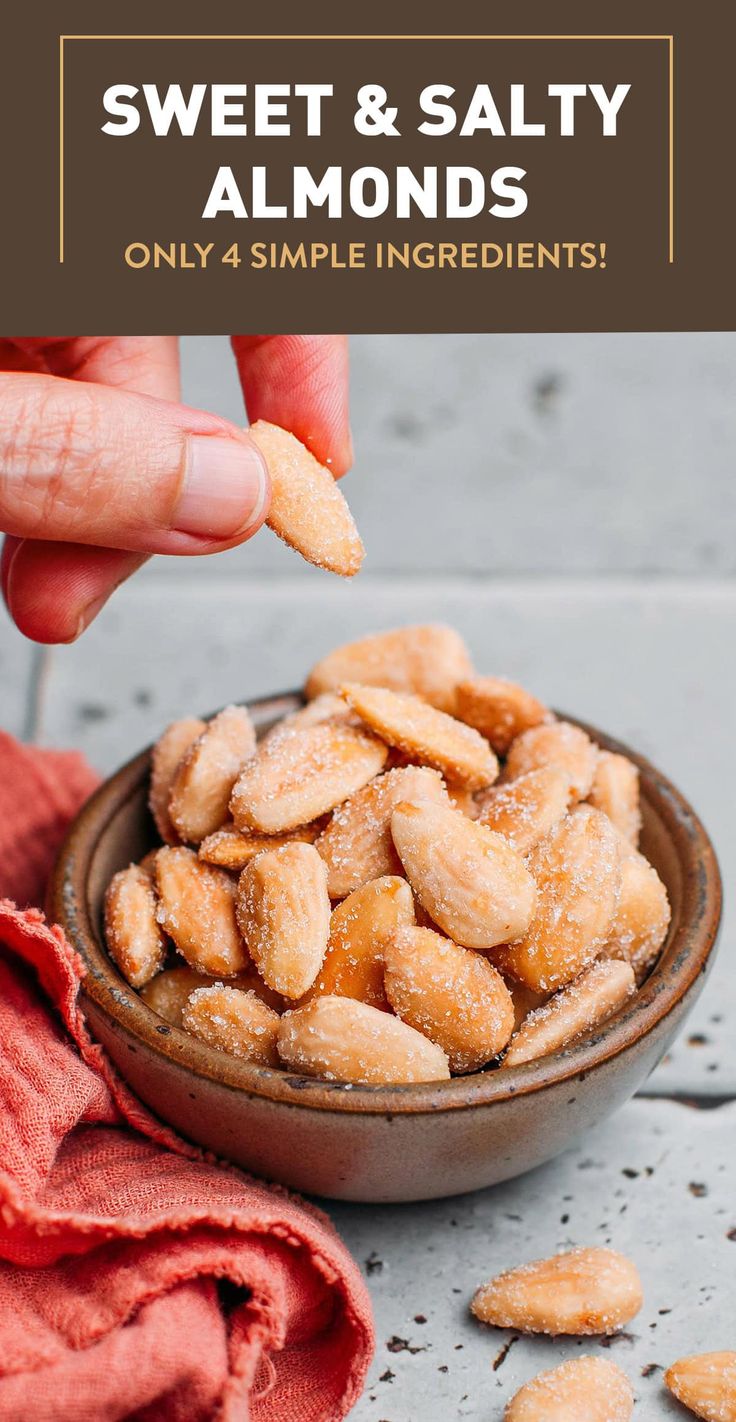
left=58, top=33, right=675, bottom=267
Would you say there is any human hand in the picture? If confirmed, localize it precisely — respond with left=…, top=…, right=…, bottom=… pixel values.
left=0, top=335, right=351, bottom=643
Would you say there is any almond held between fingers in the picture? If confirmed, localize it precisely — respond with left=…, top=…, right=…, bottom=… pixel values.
left=505, top=1356, right=634, bottom=1422
left=587, top=750, right=641, bottom=845
left=505, top=720, right=598, bottom=802
left=391, top=799, right=537, bottom=950
left=236, top=841, right=331, bottom=998
left=503, top=958, right=635, bottom=1068
left=149, top=716, right=206, bottom=844
left=604, top=842, right=671, bottom=979
left=230, top=722, right=388, bottom=834
left=454, top=675, right=549, bottom=755
left=315, top=764, right=449, bottom=898
left=199, top=820, right=323, bottom=871
left=104, top=863, right=167, bottom=989
left=304, top=876, right=415, bottom=1010
left=305, top=623, right=473, bottom=712
left=341, top=683, right=498, bottom=791
left=476, top=765, right=572, bottom=854
left=249, top=419, right=364, bottom=577
left=277, top=994, right=450, bottom=1084
left=495, top=806, right=622, bottom=993
left=155, top=846, right=248, bottom=977
left=384, top=925, right=515, bottom=1072
left=168, top=704, right=256, bottom=844
left=665, top=1352, right=736, bottom=1421
left=471, top=1247, right=643, bottom=1335
left=182, top=984, right=281, bottom=1066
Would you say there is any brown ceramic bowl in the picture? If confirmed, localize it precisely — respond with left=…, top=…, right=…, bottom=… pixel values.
left=49, top=693, right=722, bottom=1203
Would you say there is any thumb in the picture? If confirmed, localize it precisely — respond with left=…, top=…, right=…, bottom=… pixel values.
left=0, top=373, right=270, bottom=554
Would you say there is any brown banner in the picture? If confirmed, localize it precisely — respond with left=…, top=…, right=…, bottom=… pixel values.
left=1, top=1, right=734, bottom=332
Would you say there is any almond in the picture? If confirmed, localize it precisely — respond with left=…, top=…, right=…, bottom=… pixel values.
left=315, top=764, right=449, bottom=898
left=588, top=750, right=641, bottom=844
left=342, top=683, right=498, bottom=790
left=505, top=721, right=598, bottom=802
left=236, top=841, right=331, bottom=998
left=391, top=800, right=537, bottom=950
left=304, top=876, right=415, bottom=1010
left=476, top=765, right=572, bottom=854
left=263, top=691, right=360, bottom=742
left=471, top=1247, right=642, bottom=1335
left=230, top=722, right=388, bottom=834
left=384, top=925, right=515, bottom=1072
left=509, top=981, right=549, bottom=1031
left=168, top=705, right=256, bottom=844
left=155, top=846, right=248, bottom=977
left=454, top=674, right=549, bottom=754
left=665, top=1352, right=736, bottom=1421
left=305, top=623, right=472, bottom=712
left=604, top=842, right=670, bottom=979
left=503, top=958, right=635, bottom=1067
left=199, top=820, right=322, bottom=871
left=182, top=984, right=280, bottom=1067
left=505, top=1356, right=634, bottom=1422
left=250, top=419, right=364, bottom=577
left=277, top=995, right=450, bottom=1084
left=104, top=863, right=167, bottom=988
left=447, top=784, right=481, bottom=818
left=495, top=806, right=622, bottom=992
left=141, top=965, right=283, bottom=1024
left=149, top=717, right=206, bottom=844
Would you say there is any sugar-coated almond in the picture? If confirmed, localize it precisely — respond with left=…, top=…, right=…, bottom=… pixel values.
left=182, top=984, right=280, bottom=1066
left=155, top=846, right=248, bottom=977
left=305, top=623, right=473, bottom=712
left=505, top=721, right=598, bottom=802
left=264, top=692, right=360, bottom=742
left=149, top=717, right=206, bottom=844
left=471, top=1247, right=642, bottom=1335
left=199, top=820, right=322, bottom=871
left=277, top=995, right=450, bottom=1084
left=454, top=675, right=549, bottom=755
left=503, top=958, right=635, bottom=1067
left=304, top=876, right=415, bottom=1010
left=230, top=722, right=388, bottom=834
left=104, top=863, right=167, bottom=988
left=588, top=750, right=641, bottom=844
left=509, top=981, right=549, bottom=1032
left=495, top=807, right=622, bottom=993
left=391, top=800, right=537, bottom=950
left=476, top=765, right=571, bottom=854
left=169, top=705, right=256, bottom=844
left=250, top=419, right=364, bottom=577
left=604, top=842, right=670, bottom=978
left=505, top=1356, right=634, bottom=1422
left=141, top=965, right=283, bottom=1024
left=315, top=764, right=449, bottom=898
left=665, top=1352, right=736, bottom=1421
left=342, top=683, right=498, bottom=790
left=384, top=925, right=515, bottom=1072
left=447, top=785, right=481, bottom=818
left=236, top=841, right=330, bottom=998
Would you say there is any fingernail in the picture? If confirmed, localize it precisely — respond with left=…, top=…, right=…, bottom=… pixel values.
left=175, top=435, right=269, bottom=540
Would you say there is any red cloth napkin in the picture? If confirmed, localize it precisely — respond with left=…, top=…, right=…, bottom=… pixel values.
left=0, top=731, right=373, bottom=1421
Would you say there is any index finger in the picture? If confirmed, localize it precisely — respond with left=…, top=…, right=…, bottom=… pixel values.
left=231, top=335, right=352, bottom=477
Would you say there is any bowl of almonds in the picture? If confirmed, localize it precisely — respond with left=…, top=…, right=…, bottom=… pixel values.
left=50, top=624, right=721, bottom=1202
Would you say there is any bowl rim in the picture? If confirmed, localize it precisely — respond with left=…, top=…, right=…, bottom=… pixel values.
left=49, top=693, right=723, bottom=1118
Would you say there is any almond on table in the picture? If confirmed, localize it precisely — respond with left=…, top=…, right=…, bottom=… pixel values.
left=230, top=721, right=388, bottom=834
left=149, top=716, right=206, bottom=844
left=454, top=674, right=549, bottom=754
left=390, top=799, right=537, bottom=950
left=587, top=749, right=641, bottom=844
left=104, top=863, right=167, bottom=988
left=169, top=704, right=256, bottom=844
left=305, top=623, right=473, bottom=712
left=471, top=1247, right=643, bottom=1335
left=342, top=683, right=498, bottom=790
left=315, top=764, right=449, bottom=898
left=277, top=995, right=451, bottom=1084
left=236, top=841, right=331, bottom=998
left=182, top=984, right=280, bottom=1067
left=476, top=764, right=571, bottom=854
left=503, top=958, right=635, bottom=1068
left=504, top=1357, right=634, bottom=1422
left=665, top=1352, right=736, bottom=1421
left=505, top=720, right=598, bottom=802
left=155, top=846, right=248, bottom=978
left=384, top=925, right=515, bottom=1072
left=304, top=876, right=415, bottom=1011
left=250, top=419, right=364, bottom=578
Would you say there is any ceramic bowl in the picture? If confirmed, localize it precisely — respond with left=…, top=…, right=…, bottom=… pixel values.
left=49, top=693, right=722, bottom=1203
